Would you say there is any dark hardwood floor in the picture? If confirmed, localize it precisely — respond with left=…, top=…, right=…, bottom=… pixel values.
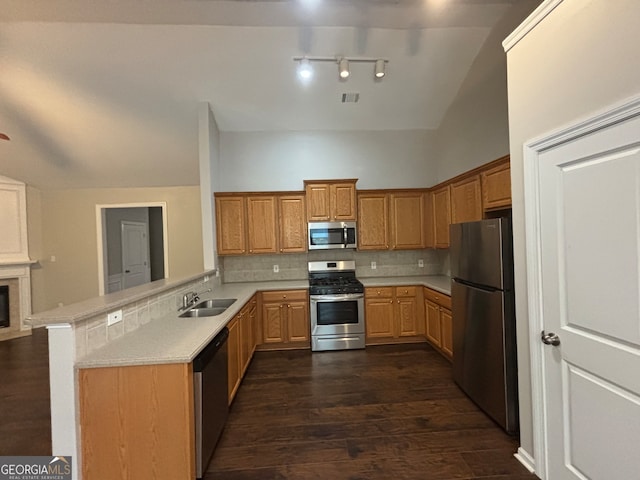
left=207, top=343, right=538, bottom=480
left=0, top=331, right=538, bottom=479
left=0, top=327, right=51, bottom=456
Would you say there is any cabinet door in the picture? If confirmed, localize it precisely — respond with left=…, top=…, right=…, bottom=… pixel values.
left=239, top=308, right=253, bottom=376
left=451, top=175, right=482, bottom=224
left=390, top=191, right=425, bottom=249
left=425, top=300, right=442, bottom=348
left=227, top=316, right=241, bottom=403
left=425, top=191, right=435, bottom=249
left=396, top=296, right=418, bottom=337
left=305, top=183, right=331, bottom=222
left=215, top=195, right=246, bottom=255
left=357, top=193, right=389, bottom=250
left=433, top=186, right=451, bottom=248
left=365, top=297, right=394, bottom=338
left=331, top=182, right=357, bottom=221
left=246, top=195, right=278, bottom=254
left=287, top=301, right=310, bottom=343
left=262, top=302, right=286, bottom=343
left=440, top=307, right=453, bottom=358
left=481, top=160, right=511, bottom=210
left=249, top=298, right=259, bottom=353
left=278, top=195, right=307, bottom=253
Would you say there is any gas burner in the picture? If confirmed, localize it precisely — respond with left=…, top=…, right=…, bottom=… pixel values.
left=308, top=261, right=364, bottom=296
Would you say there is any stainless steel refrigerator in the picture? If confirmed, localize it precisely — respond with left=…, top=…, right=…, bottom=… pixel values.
left=450, top=217, right=518, bottom=434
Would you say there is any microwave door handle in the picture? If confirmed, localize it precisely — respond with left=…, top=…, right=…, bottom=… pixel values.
left=343, top=226, right=348, bottom=246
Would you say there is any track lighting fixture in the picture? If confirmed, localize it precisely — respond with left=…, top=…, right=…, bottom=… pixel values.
left=297, top=57, right=313, bottom=80
left=293, top=56, right=388, bottom=82
left=338, top=58, right=350, bottom=79
left=374, top=59, right=386, bottom=79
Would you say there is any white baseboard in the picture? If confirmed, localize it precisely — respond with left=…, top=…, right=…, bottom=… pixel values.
left=514, top=447, right=536, bottom=474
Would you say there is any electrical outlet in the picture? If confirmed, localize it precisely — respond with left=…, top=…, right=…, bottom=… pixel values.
left=107, top=309, right=123, bottom=326
left=418, top=259, right=424, bottom=268
left=273, top=265, right=279, bottom=273
left=371, top=261, right=377, bottom=270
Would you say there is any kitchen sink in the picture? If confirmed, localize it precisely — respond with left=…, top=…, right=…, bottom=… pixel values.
left=178, top=298, right=237, bottom=318
left=179, top=307, right=228, bottom=318
left=193, top=298, right=237, bottom=309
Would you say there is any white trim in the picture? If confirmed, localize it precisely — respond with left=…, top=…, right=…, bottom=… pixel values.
left=514, top=448, right=536, bottom=474
left=96, top=202, right=169, bottom=295
left=522, top=93, right=640, bottom=480
left=503, top=0, right=564, bottom=53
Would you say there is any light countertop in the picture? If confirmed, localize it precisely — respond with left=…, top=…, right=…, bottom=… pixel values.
left=75, top=275, right=450, bottom=369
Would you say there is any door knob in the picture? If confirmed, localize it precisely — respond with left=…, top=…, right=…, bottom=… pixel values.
left=541, top=330, right=561, bottom=346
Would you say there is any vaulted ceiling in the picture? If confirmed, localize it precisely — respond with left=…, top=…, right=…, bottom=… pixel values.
left=0, top=0, right=538, bottom=189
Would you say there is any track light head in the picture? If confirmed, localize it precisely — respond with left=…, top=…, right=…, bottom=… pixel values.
left=297, top=58, right=313, bottom=81
left=338, top=58, right=350, bottom=79
left=374, top=59, right=386, bottom=79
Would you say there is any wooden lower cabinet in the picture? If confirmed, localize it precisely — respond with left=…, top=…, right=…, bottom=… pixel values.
left=260, top=290, right=310, bottom=349
left=424, top=287, right=453, bottom=360
left=79, top=363, right=195, bottom=480
left=365, top=286, right=424, bottom=344
left=229, top=295, right=259, bottom=404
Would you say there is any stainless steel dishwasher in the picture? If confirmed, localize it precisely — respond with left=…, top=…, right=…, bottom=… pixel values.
left=193, top=327, right=229, bottom=478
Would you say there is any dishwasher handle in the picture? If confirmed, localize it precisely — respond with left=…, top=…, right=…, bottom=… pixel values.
left=193, top=327, right=229, bottom=372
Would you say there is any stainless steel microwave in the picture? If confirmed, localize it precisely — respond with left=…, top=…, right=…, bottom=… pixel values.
left=308, top=221, right=357, bottom=250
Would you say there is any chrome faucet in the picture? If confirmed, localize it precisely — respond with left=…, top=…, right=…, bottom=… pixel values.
left=180, top=288, right=212, bottom=310
left=182, top=292, right=199, bottom=310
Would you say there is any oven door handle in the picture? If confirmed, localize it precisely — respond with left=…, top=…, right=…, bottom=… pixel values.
left=311, top=294, right=364, bottom=302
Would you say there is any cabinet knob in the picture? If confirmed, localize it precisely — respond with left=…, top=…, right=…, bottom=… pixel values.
left=280, top=304, right=284, bottom=309
left=404, top=289, right=408, bottom=294
left=283, top=295, right=287, bottom=299
left=390, top=300, right=393, bottom=304
left=377, top=290, right=381, bottom=295
left=287, top=304, right=291, bottom=308
left=397, top=300, right=400, bottom=304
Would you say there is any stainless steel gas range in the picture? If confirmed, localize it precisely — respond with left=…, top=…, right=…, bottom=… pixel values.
left=308, top=261, right=365, bottom=351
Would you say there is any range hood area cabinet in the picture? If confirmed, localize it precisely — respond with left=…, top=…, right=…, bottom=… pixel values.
left=304, top=179, right=357, bottom=222
left=215, top=192, right=306, bottom=255
left=357, top=190, right=427, bottom=250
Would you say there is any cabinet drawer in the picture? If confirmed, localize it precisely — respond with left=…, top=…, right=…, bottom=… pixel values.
left=261, top=290, right=307, bottom=303
left=424, top=288, right=451, bottom=309
left=365, top=287, right=394, bottom=298
left=394, top=286, right=417, bottom=297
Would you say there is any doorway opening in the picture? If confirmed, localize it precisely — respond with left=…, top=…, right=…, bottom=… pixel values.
left=96, top=203, right=168, bottom=295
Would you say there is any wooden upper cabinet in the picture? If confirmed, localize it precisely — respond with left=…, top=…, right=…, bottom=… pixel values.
left=246, top=195, right=278, bottom=254
left=450, top=175, right=482, bottom=224
left=332, top=182, right=357, bottom=220
left=358, top=192, right=389, bottom=250
left=424, top=191, right=435, bottom=248
left=432, top=186, right=451, bottom=249
left=481, top=158, right=512, bottom=210
left=305, top=180, right=357, bottom=222
left=215, top=195, right=246, bottom=255
left=390, top=191, right=425, bottom=250
left=278, top=194, right=306, bottom=253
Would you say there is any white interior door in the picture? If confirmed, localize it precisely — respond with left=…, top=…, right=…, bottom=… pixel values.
left=537, top=114, right=640, bottom=479
left=121, top=220, right=150, bottom=289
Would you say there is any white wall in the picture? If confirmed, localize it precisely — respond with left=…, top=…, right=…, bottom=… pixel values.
left=505, top=0, right=640, bottom=467
left=218, top=130, right=437, bottom=191
left=199, top=102, right=221, bottom=270
left=435, top=0, right=540, bottom=182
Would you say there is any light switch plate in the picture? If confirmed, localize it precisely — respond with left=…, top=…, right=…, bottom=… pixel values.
left=418, top=259, right=424, bottom=267
left=107, top=309, right=123, bottom=326
left=371, top=261, right=377, bottom=270
left=273, top=265, right=279, bottom=273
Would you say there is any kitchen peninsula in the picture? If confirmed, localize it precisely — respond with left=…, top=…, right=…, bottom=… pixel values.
left=28, top=268, right=450, bottom=480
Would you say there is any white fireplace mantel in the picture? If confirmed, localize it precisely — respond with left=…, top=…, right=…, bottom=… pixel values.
left=0, top=175, right=33, bottom=340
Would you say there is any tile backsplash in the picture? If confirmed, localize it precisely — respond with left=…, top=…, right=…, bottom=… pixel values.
left=221, top=249, right=449, bottom=283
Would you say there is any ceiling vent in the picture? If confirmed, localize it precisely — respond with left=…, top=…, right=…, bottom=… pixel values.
left=341, top=93, right=360, bottom=103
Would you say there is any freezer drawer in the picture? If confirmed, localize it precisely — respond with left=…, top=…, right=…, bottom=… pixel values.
left=451, top=280, right=518, bottom=434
